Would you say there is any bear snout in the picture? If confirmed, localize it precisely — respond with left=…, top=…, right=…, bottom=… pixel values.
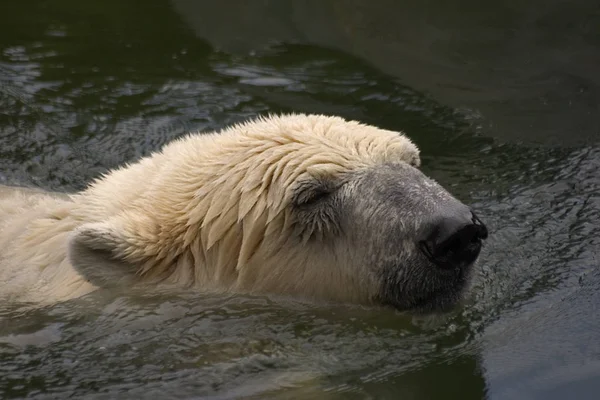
left=418, top=210, right=488, bottom=270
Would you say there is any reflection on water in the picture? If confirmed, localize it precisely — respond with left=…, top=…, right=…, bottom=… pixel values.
left=0, top=0, right=599, bottom=399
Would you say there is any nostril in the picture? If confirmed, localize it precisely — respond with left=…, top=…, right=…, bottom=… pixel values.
left=419, top=240, right=435, bottom=261
left=471, top=213, right=488, bottom=240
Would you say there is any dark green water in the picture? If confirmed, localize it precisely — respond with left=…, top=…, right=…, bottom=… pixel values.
left=0, top=1, right=599, bottom=399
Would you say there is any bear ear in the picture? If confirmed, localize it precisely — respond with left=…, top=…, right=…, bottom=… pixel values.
left=68, top=222, right=139, bottom=288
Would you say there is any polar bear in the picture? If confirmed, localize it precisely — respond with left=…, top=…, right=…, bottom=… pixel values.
left=0, top=114, right=487, bottom=312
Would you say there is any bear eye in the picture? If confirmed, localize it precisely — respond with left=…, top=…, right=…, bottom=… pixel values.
left=293, top=180, right=335, bottom=207
left=301, top=188, right=331, bottom=206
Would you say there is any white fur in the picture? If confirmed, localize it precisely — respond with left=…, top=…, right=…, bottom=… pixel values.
left=0, top=114, right=420, bottom=304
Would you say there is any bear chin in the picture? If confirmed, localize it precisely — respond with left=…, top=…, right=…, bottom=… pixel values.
left=377, top=259, right=475, bottom=314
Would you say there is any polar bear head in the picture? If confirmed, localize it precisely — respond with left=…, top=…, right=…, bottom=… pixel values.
left=69, top=114, right=488, bottom=313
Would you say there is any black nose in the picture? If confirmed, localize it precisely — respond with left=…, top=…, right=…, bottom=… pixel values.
left=419, top=211, right=488, bottom=269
